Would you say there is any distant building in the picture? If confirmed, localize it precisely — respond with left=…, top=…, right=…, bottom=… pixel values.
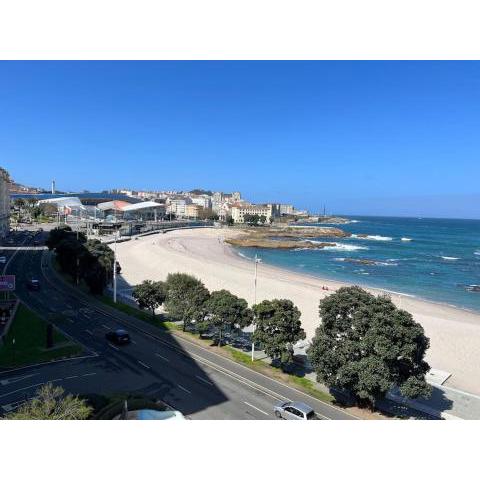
left=0, top=169, right=10, bottom=238
left=185, top=203, right=203, bottom=219
left=167, top=196, right=192, bottom=218
left=231, top=203, right=277, bottom=223
left=190, top=195, right=212, bottom=209
left=280, top=204, right=295, bottom=215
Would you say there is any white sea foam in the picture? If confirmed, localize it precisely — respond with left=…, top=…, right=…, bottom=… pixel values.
left=322, top=243, right=369, bottom=251
left=475, top=251, right=480, bottom=256
left=237, top=252, right=252, bottom=260
left=351, top=234, right=392, bottom=241
left=401, top=237, right=412, bottom=242
left=441, top=256, right=459, bottom=261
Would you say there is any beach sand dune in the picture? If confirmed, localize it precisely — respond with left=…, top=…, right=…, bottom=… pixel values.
left=116, top=227, right=480, bottom=395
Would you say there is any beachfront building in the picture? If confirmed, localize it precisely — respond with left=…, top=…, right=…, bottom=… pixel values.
left=122, top=201, right=166, bottom=221
left=0, top=169, right=10, bottom=238
left=97, top=200, right=132, bottom=220
left=185, top=203, right=203, bottom=219
left=167, top=196, right=192, bottom=218
left=280, top=204, right=295, bottom=215
left=230, top=203, right=279, bottom=224
left=190, top=195, right=212, bottom=210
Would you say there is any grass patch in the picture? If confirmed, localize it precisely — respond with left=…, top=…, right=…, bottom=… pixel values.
left=0, top=304, right=82, bottom=369
left=98, top=295, right=178, bottom=331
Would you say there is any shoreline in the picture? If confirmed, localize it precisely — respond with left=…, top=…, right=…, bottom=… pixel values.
left=235, top=248, right=480, bottom=318
left=115, top=227, right=480, bottom=395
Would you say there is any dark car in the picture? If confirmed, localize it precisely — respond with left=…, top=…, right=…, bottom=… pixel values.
left=105, top=329, right=131, bottom=345
left=27, top=279, right=40, bottom=291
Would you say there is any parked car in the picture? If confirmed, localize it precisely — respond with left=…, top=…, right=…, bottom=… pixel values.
left=27, top=279, right=40, bottom=291
left=274, top=401, right=317, bottom=420
left=105, top=329, right=131, bottom=345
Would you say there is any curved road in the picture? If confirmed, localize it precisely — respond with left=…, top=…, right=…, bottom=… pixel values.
left=1, top=230, right=357, bottom=420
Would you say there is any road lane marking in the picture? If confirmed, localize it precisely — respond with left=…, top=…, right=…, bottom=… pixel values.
left=138, top=360, right=151, bottom=369
left=64, top=375, right=79, bottom=380
left=85, top=329, right=93, bottom=335
left=82, top=373, right=97, bottom=377
left=177, top=384, right=191, bottom=394
left=0, top=382, right=46, bottom=399
left=155, top=353, right=170, bottom=362
left=109, top=343, right=120, bottom=351
left=101, top=324, right=110, bottom=329
left=195, top=375, right=214, bottom=386
left=0, top=373, right=37, bottom=386
left=50, top=378, right=63, bottom=382
left=130, top=340, right=137, bottom=344
left=244, top=401, right=270, bottom=416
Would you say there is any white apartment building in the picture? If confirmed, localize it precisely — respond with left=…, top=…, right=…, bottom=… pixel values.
left=190, top=195, right=212, bottom=210
left=230, top=203, right=276, bottom=224
left=280, top=204, right=295, bottom=215
left=0, top=170, right=10, bottom=238
left=167, top=197, right=192, bottom=218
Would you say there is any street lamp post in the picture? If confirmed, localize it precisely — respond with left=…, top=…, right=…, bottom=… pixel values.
left=251, top=254, right=260, bottom=361
left=113, top=230, right=118, bottom=303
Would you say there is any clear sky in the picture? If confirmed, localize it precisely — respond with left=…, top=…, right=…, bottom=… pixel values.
left=1, top=61, right=479, bottom=219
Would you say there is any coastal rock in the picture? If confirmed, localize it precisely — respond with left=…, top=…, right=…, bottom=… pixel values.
left=225, top=225, right=350, bottom=249
left=225, top=238, right=337, bottom=249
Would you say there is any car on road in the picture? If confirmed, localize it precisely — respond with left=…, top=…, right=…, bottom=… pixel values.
left=26, top=278, right=40, bottom=291
left=105, top=329, right=131, bottom=345
left=274, top=401, right=317, bottom=420
left=0, top=256, right=6, bottom=264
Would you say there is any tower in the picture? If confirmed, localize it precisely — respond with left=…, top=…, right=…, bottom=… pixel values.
left=51, top=179, right=56, bottom=194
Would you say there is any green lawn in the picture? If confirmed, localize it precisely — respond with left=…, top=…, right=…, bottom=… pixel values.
left=98, top=295, right=178, bottom=331
left=0, top=304, right=83, bottom=369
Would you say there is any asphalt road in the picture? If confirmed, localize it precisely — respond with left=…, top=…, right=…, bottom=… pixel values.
left=0, top=230, right=358, bottom=420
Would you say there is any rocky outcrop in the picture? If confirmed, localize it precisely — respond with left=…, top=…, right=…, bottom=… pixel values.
left=226, top=238, right=337, bottom=249
left=225, top=225, right=349, bottom=249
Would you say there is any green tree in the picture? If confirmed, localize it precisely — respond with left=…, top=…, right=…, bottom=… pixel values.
left=307, top=286, right=431, bottom=408
left=133, top=280, right=167, bottom=319
left=81, top=240, right=114, bottom=294
left=5, top=383, right=92, bottom=420
left=253, top=299, right=305, bottom=371
left=259, top=215, right=267, bottom=224
left=204, top=290, right=252, bottom=345
left=164, top=273, right=210, bottom=331
left=46, top=225, right=75, bottom=250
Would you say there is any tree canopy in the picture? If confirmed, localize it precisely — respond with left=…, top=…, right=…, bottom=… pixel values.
left=5, top=383, right=92, bottom=420
left=203, top=289, right=252, bottom=344
left=133, top=280, right=167, bottom=318
left=164, top=273, right=210, bottom=331
left=307, top=286, right=432, bottom=407
left=253, top=299, right=305, bottom=370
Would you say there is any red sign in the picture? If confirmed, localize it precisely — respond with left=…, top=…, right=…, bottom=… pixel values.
left=0, top=275, right=15, bottom=291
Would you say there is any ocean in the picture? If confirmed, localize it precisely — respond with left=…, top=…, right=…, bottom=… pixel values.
left=236, top=216, right=480, bottom=312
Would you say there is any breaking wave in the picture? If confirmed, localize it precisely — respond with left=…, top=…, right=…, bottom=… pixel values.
left=322, top=243, right=369, bottom=251
left=441, top=256, right=459, bottom=261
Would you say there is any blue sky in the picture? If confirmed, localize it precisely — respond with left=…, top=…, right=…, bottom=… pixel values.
left=1, top=61, right=479, bottom=218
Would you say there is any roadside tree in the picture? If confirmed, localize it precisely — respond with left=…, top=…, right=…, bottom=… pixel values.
left=307, top=286, right=431, bottom=408
left=5, top=383, right=92, bottom=420
left=164, top=273, right=210, bottom=331
left=204, top=289, right=252, bottom=345
left=253, top=299, right=305, bottom=371
left=133, top=280, right=167, bottom=319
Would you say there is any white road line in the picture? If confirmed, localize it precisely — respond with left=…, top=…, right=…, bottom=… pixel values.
left=177, top=384, right=191, bottom=394
left=0, top=373, right=37, bottom=386
left=130, top=340, right=137, bottom=344
left=64, top=375, right=78, bottom=380
left=101, top=324, right=110, bottom=329
left=244, top=401, right=270, bottom=416
left=50, top=378, right=63, bottom=382
left=195, top=375, right=214, bottom=386
left=109, top=343, right=120, bottom=351
left=138, top=360, right=151, bottom=369
left=82, top=373, right=96, bottom=377
left=155, top=353, right=170, bottom=362
left=0, top=382, right=46, bottom=399
left=85, top=329, right=93, bottom=335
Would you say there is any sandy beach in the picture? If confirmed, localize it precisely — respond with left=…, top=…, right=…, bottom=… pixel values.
left=116, top=227, right=480, bottom=395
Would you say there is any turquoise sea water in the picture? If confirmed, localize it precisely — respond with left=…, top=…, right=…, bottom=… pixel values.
left=236, top=216, right=480, bottom=312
